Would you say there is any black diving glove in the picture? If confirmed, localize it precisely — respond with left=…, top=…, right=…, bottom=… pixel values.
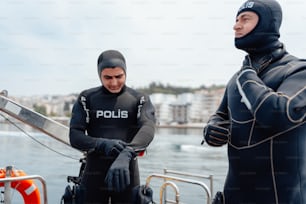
left=203, top=121, right=230, bottom=147
left=105, top=147, right=136, bottom=192
left=95, top=138, right=126, bottom=156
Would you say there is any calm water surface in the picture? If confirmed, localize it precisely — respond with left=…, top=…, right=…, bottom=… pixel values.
left=0, top=124, right=228, bottom=203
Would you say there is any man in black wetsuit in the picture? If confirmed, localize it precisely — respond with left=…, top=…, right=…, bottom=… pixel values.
left=69, top=50, right=156, bottom=203
left=203, top=0, right=306, bottom=203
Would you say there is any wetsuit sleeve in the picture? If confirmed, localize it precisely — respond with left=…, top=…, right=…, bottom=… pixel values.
left=236, top=68, right=306, bottom=133
left=69, top=94, right=98, bottom=151
left=128, top=95, right=156, bottom=152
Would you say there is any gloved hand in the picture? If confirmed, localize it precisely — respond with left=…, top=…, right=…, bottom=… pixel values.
left=105, top=147, right=136, bottom=192
left=203, top=120, right=230, bottom=146
left=95, top=138, right=126, bottom=156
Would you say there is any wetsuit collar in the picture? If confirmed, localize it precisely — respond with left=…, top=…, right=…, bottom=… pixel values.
left=101, top=85, right=126, bottom=95
left=247, top=42, right=286, bottom=74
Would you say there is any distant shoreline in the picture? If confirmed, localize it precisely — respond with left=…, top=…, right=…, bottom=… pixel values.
left=0, top=119, right=204, bottom=130
left=158, top=124, right=204, bottom=129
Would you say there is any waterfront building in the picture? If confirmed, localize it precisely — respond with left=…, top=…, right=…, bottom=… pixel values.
left=2, top=88, right=225, bottom=126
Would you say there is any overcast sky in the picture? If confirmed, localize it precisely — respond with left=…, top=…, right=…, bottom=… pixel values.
left=1, top=0, right=306, bottom=96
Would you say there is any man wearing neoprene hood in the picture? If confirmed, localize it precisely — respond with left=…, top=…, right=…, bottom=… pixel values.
left=203, top=0, right=306, bottom=203
left=69, top=50, right=156, bottom=203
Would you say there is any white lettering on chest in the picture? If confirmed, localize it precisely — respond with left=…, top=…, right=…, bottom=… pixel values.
left=96, top=109, right=128, bottom=119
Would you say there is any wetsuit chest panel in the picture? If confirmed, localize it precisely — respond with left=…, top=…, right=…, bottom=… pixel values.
left=227, top=77, right=255, bottom=146
left=227, top=58, right=305, bottom=147
left=86, top=91, right=139, bottom=141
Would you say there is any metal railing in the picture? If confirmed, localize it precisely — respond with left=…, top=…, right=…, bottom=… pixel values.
left=145, top=169, right=212, bottom=204
left=0, top=166, right=48, bottom=204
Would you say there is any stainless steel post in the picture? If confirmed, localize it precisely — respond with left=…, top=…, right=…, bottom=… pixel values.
left=4, top=166, right=13, bottom=204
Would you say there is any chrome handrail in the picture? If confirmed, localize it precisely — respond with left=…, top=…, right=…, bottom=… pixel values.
left=146, top=173, right=211, bottom=204
left=164, top=169, right=214, bottom=196
left=0, top=175, right=48, bottom=204
left=159, top=181, right=180, bottom=204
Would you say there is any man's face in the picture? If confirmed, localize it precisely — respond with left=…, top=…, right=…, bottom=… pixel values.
left=233, top=11, right=259, bottom=38
left=100, top=67, right=126, bottom=93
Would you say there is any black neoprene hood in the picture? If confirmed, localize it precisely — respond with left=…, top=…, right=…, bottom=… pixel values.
left=97, top=50, right=127, bottom=75
left=235, top=0, right=282, bottom=54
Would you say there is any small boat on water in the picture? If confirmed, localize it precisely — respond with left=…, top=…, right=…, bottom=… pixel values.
left=0, top=91, right=213, bottom=204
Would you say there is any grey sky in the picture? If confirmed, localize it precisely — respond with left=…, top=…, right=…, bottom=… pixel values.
left=1, top=0, right=305, bottom=96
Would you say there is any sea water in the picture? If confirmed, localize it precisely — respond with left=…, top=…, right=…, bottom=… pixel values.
left=0, top=125, right=228, bottom=204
